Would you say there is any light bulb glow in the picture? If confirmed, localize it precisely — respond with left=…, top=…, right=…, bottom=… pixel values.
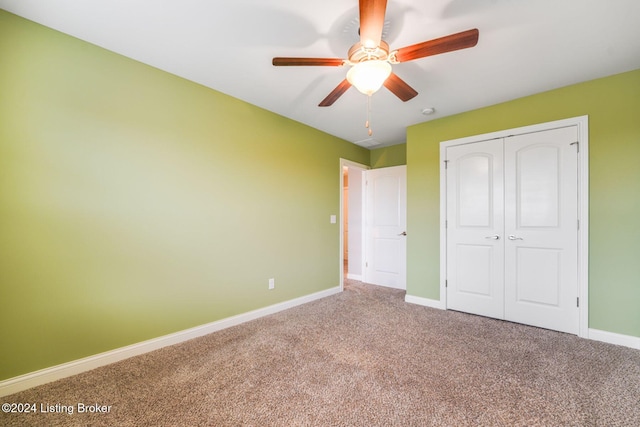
left=346, top=60, right=392, bottom=95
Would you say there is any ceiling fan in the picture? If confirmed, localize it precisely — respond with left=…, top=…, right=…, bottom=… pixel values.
left=272, top=0, right=479, bottom=107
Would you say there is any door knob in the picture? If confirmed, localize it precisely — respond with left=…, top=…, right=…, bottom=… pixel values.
left=484, top=235, right=500, bottom=240
left=508, top=234, right=523, bottom=240
left=398, top=231, right=407, bottom=236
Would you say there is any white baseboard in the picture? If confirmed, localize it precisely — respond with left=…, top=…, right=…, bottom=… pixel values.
left=346, top=273, right=363, bottom=281
left=0, top=286, right=342, bottom=397
left=405, top=294, right=445, bottom=310
left=588, top=328, right=640, bottom=350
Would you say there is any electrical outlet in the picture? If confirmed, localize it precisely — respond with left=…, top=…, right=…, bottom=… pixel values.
left=268, top=278, right=275, bottom=290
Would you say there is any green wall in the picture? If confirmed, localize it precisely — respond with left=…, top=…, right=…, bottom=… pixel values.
left=407, top=68, right=640, bottom=338
left=370, top=143, right=406, bottom=168
left=0, top=11, right=369, bottom=380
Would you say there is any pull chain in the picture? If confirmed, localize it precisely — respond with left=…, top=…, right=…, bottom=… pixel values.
left=365, top=94, right=373, bottom=136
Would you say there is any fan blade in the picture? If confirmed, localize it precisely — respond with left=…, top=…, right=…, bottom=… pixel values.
left=272, top=57, right=345, bottom=66
left=359, top=0, right=388, bottom=48
left=394, top=28, right=479, bottom=63
left=383, top=73, right=418, bottom=102
left=319, top=79, right=352, bottom=107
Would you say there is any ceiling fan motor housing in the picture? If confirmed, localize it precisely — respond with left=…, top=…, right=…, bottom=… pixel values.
left=348, top=40, right=390, bottom=64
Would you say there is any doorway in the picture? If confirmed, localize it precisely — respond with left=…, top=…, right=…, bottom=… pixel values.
left=340, top=159, right=368, bottom=289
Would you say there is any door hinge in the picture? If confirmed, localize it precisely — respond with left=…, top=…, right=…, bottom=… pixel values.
left=570, top=141, right=579, bottom=153
left=445, top=279, right=448, bottom=288
left=577, top=219, right=580, bottom=230
left=577, top=297, right=580, bottom=308
left=445, top=219, right=448, bottom=229
left=444, top=160, right=449, bottom=169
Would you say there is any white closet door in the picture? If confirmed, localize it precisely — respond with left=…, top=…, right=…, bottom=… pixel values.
left=446, top=140, right=504, bottom=319
left=445, top=126, right=579, bottom=334
left=503, top=127, right=579, bottom=334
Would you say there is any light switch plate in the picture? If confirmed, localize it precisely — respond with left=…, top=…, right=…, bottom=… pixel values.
left=330, top=215, right=336, bottom=224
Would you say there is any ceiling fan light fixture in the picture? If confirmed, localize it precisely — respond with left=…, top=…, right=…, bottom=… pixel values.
left=346, top=60, right=392, bottom=95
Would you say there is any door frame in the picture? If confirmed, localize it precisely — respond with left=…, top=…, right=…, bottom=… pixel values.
left=439, top=116, right=589, bottom=337
left=339, top=158, right=370, bottom=291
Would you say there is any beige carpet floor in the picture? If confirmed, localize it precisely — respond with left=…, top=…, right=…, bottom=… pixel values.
left=2, top=279, right=639, bottom=426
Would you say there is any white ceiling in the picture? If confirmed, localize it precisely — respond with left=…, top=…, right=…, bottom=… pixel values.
left=2, top=0, right=640, bottom=148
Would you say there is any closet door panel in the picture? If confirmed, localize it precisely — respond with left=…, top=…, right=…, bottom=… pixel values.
left=504, top=127, right=579, bottom=334
left=446, top=140, right=504, bottom=319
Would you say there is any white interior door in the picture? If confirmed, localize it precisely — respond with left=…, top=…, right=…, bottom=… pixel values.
left=446, top=140, right=505, bottom=319
left=364, top=166, right=407, bottom=289
left=445, top=126, right=579, bottom=334
left=504, top=127, right=578, bottom=334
